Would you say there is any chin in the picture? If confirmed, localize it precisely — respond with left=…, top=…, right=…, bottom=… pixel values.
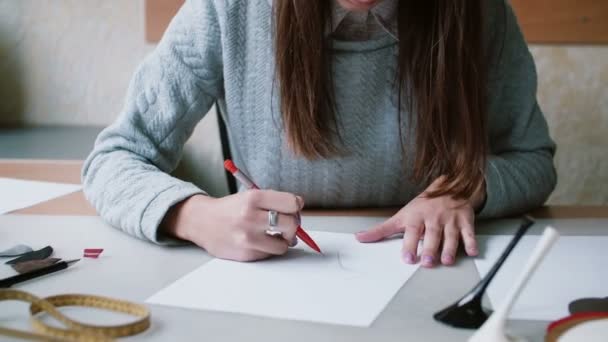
left=336, top=0, right=381, bottom=11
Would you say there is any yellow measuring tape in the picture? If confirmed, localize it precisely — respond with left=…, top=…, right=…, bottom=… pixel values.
left=0, top=289, right=150, bottom=341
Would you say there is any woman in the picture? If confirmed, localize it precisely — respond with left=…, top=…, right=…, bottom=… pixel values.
left=83, top=0, right=556, bottom=267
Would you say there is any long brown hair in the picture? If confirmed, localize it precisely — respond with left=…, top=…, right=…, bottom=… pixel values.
left=274, top=1, right=488, bottom=199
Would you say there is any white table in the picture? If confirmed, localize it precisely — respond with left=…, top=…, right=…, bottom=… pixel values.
left=2, top=214, right=607, bottom=342
left=1, top=160, right=608, bottom=341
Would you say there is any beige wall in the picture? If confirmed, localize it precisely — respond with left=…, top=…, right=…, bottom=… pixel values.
left=0, top=0, right=606, bottom=204
left=0, top=0, right=154, bottom=125
left=531, top=47, right=608, bottom=205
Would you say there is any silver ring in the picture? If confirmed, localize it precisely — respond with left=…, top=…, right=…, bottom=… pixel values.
left=268, top=210, right=278, bottom=227
left=266, top=210, right=282, bottom=237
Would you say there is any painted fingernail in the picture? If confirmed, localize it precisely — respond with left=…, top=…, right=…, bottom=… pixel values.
left=290, top=237, right=298, bottom=247
left=422, top=255, right=434, bottom=266
left=403, top=252, right=415, bottom=264
left=442, top=254, right=454, bottom=264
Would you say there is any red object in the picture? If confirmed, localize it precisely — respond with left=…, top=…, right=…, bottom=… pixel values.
left=223, top=159, right=322, bottom=253
left=83, top=248, right=104, bottom=258
left=84, top=249, right=104, bottom=253
left=224, top=160, right=238, bottom=174
left=293, top=226, right=322, bottom=253
left=547, top=312, right=608, bottom=333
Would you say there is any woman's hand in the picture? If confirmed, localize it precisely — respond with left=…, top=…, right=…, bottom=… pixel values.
left=356, top=177, right=485, bottom=267
left=162, top=190, right=304, bottom=262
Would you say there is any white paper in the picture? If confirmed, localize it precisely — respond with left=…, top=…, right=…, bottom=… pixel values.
left=474, top=234, right=608, bottom=321
left=147, top=231, right=420, bottom=327
left=0, top=177, right=81, bottom=215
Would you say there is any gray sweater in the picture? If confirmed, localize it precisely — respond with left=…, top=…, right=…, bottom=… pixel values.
left=82, top=0, right=556, bottom=244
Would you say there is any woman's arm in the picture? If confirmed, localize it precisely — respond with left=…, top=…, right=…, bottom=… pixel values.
left=356, top=1, right=556, bottom=267
left=82, top=0, right=224, bottom=244
left=478, top=0, right=557, bottom=218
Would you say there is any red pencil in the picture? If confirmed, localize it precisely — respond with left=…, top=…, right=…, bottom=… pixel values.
left=224, top=159, right=322, bottom=254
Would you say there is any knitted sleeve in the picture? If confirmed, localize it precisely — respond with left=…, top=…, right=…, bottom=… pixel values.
left=478, top=1, right=557, bottom=218
left=82, top=0, right=224, bottom=243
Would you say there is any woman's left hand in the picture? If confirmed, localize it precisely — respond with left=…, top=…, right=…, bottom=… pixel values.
left=356, top=177, right=485, bottom=268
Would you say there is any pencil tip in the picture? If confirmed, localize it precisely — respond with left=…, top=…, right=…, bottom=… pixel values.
left=65, top=259, right=80, bottom=266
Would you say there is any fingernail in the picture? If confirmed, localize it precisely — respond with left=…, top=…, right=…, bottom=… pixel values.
left=442, top=254, right=454, bottom=264
left=403, top=252, right=415, bottom=264
left=422, top=255, right=434, bottom=266
left=469, top=247, right=479, bottom=255
left=290, top=237, right=298, bottom=247
left=356, top=231, right=366, bottom=235
left=296, top=196, right=304, bottom=209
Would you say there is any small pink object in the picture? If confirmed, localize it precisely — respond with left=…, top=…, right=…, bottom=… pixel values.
left=83, top=248, right=104, bottom=258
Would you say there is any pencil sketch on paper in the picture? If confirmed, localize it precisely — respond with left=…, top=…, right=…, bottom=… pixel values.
left=335, top=251, right=358, bottom=274
left=146, top=230, right=421, bottom=326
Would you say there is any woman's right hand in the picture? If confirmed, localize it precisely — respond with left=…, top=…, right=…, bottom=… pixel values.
left=162, top=190, right=304, bottom=262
